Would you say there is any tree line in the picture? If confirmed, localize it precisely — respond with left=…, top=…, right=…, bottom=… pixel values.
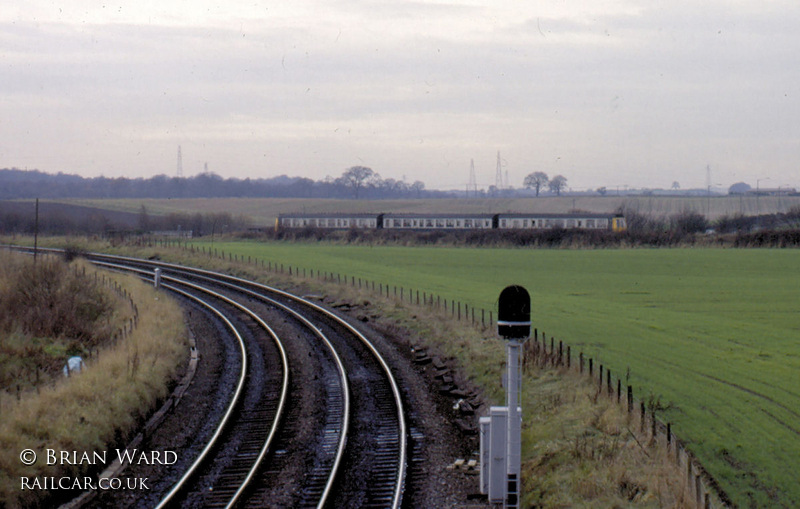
left=0, top=167, right=440, bottom=200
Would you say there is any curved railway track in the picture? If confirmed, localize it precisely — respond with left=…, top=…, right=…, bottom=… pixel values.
left=18, top=247, right=409, bottom=509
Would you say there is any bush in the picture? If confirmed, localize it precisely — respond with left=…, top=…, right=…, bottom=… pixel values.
left=671, top=211, right=707, bottom=235
left=0, top=256, right=113, bottom=346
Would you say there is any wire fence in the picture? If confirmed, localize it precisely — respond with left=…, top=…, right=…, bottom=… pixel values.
left=159, top=237, right=732, bottom=508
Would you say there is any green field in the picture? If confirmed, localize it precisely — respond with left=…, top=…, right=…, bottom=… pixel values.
left=193, top=240, right=799, bottom=507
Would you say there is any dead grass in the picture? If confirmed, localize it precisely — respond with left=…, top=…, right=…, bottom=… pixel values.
left=0, top=253, right=186, bottom=508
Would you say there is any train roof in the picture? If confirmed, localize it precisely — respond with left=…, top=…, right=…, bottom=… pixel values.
left=496, top=212, right=620, bottom=218
left=278, top=213, right=381, bottom=218
left=381, top=212, right=495, bottom=218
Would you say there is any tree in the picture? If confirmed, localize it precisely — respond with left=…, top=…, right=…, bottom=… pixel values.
left=338, top=166, right=379, bottom=199
left=548, top=175, right=567, bottom=196
left=523, top=172, right=549, bottom=197
left=728, top=182, right=752, bottom=195
left=410, top=180, right=425, bottom=198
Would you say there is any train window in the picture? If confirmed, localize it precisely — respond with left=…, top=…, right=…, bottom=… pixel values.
left=464, top=219, right=473, bottom=228
left=587, top=219, right=595, bottom=228
left=500, top=219, right=507, bottom=228
left=555, top=220, right=565, bottom=228
left=567, top=219, right=576, bottom=228
left=545, top=219, right=554, bottom=228
left=446, top=219, right=454, bottom=227
left=435, top=219, right=444, bottom=227
left=598, top=219, right=608, bottom=228
left=512, top=219, right=520, bottom=228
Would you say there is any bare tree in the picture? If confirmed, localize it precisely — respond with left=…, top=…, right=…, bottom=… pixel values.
left=338, top=166, right=379, bottom=199
left=523, top=172, right=549, bottom=196
left=548, top=175, right=568, bottom=196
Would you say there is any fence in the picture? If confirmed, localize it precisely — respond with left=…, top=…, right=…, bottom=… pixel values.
left=156, top=238, right=732, bottom=508
left=522, top=330, right=732, bottom=508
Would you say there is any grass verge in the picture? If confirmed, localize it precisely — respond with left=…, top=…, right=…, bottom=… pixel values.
left=0, top=252, right=187, bottom=508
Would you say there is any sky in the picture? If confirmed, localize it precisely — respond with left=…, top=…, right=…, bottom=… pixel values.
left=2, top=1, right=799, bottom=192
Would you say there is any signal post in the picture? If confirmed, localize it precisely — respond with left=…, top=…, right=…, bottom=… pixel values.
left=480, top=285, right=530, bottom=508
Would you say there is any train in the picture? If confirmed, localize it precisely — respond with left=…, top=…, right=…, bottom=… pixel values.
left=276, top=212, right=627, bottom=232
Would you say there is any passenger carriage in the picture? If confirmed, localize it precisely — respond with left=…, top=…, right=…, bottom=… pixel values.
left=276, top=213, right=382, bottom=230
left=495, top=213, right=626, bottom=232
left=380, top=213, right=496, bottom=230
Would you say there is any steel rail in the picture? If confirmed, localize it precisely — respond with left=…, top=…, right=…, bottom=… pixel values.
left=150, top=282, right=248, bottom=509
left=93, top=252, right=408, bottom=508
left=92, top=258, right=351, bottom=509
left=93, top=261, right=292, bottom=509
left=6, top=247, right=405, bottom=508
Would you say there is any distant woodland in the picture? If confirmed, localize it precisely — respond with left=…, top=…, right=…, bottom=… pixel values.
left=0, top=168, right=445, bottom=200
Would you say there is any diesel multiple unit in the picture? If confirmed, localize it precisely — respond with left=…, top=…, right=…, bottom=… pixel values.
left=277, top=212, right=627, bottom=232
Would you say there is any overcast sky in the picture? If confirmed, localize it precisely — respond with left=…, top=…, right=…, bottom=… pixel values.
left=2, top=1, right=799, bottom=191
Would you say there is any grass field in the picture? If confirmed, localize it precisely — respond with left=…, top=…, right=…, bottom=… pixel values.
left=190, top=240, right=800, bottom=507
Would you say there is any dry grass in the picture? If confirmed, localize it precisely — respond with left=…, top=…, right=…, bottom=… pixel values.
left=0, top=253, right=187, bottom=508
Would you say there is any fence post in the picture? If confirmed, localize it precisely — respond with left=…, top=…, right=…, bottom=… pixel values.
left=598, top=365, right=603, bottom=391
left=627, top=385, right=633, bottom=413
left=640, top=402, right=646, bottom=432
left=579, top=352, right=584, bottom=373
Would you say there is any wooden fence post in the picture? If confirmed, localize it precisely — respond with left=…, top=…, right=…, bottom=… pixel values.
left=599, top=365, right=604, bottom=391
left=640, top=402, right=646, bottom=432
left=627, top=385, right=633, bottom=413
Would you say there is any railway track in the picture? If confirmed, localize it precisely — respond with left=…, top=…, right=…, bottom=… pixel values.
left=19, top=248, right=409, bottom=508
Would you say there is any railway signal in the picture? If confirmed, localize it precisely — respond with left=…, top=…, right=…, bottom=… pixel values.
left=480, top=286, right=529, bottom=507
